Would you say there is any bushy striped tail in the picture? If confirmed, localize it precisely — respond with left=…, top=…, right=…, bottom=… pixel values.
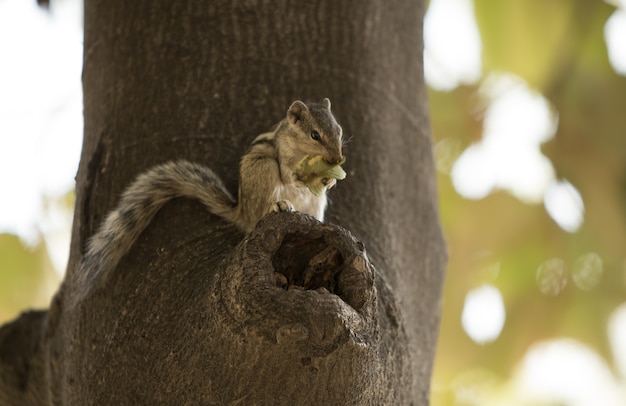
left=77, top=161, right=237, bottom=293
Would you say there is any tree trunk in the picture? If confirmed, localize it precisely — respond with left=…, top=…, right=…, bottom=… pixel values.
left=0, top=0, right=446, bottom=404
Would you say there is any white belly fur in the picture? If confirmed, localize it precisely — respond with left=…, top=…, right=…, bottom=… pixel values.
left=272, top=184, right=327, bottom=221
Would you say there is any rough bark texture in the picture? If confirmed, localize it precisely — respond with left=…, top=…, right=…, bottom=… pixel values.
left=0, top=0, right=446, bottom=404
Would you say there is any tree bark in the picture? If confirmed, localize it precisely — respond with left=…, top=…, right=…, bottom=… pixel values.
left=0, top=0, right=446, bottom=404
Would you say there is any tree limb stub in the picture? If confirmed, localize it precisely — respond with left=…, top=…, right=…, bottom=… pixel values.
left=222, top=212, right=379, bottom=353
left=205, top=212, right=411, bottom=403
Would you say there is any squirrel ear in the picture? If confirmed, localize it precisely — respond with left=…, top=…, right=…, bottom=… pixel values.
left=287, top=100, right=309, bottom=124
left=322, top=98, right=331, bottom=111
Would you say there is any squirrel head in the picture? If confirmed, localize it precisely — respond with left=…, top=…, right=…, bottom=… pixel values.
left=285, top=98, right=344, bottom=165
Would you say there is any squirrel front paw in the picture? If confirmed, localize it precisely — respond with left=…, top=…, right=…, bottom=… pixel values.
left=272, top=200, right=295, bottom=213
left=322, top=178, right=337, bottom=189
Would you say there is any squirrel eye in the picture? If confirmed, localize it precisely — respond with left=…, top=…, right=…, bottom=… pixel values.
left=310, top=130, right=321, bottom=141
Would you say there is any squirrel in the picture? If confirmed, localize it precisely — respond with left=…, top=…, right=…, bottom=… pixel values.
left=78, top=98, right=344, bottom=291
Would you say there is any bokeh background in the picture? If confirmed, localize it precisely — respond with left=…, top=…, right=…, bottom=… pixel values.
left=1, top=0, right=625, bottom=404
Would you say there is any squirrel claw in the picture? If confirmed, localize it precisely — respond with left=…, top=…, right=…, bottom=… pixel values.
left=272, top=200, right=295, bottom=213
left=322, top=178, right=336, bottom=188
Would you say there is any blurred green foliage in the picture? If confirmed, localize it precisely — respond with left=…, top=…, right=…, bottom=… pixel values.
left=0, top=191, right=70, bottom=324
left=0, top=234, right=59, bottom=323
left=431, top=0, right=626, bottom=404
